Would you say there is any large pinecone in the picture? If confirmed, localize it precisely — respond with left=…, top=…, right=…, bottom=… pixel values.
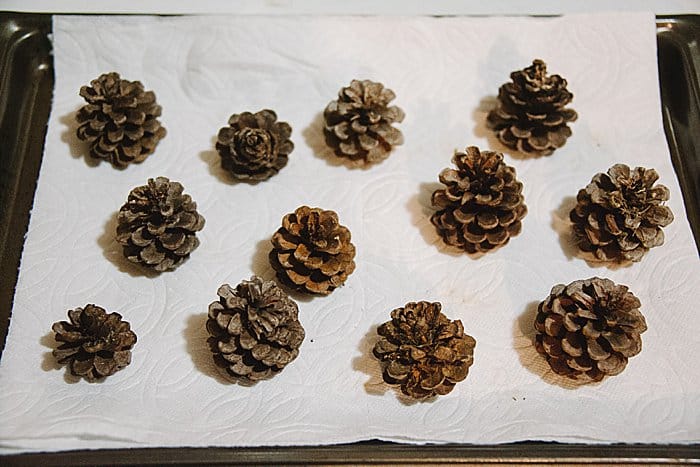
left=534, top=278, right=647, bottom=383
left=52, top=304, right=137, bottom=382
left=323, top=79, right=405, bottom=164
left=206, top=276, right=305, bottom=382
left=373, top=301, right=476, bottom=400
left=487, top=59, right=577, bottom=156
left=570, top=164, right=674, bottom=263
left=215, top=109, right=294, bottom=181
left=269, top=206, right=356, bottom=295
left=430, top=146, right=527, bottom=254
left=76, top=72, right=166, bottom=168
left=116, top=177, right=205, bottom=272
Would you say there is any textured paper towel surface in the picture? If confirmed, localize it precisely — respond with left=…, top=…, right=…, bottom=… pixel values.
left=1, top=13, right=699, bottom=452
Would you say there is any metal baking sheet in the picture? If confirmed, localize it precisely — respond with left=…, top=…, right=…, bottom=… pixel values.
left=0, top=11, right=698, bottom=465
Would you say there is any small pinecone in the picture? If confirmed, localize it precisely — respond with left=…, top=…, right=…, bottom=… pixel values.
left=570, top=164, right=674, bottom=263
left=323, top=79, right=405, bottom=163
left=430, top=146, right=527, bottom=254
left=373, top=301, right=476, bottom=400
left=116, top=177, right=205, bottom=272
left=76, top=72, right=166, bottom=168
left=270, top=206, right=356, bottom=295
left=52, top=304, right=137, bottom=382
left=215, top=109, right=294, bottom=181
left=534, top=278, right=647, bottom=382
left=487, top=59, right=577, bottom=156
left=206, top=276, right=305, bottom=382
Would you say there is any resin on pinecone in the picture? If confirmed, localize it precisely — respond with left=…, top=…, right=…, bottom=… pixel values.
left=373, top=301, right=476, bottom=400
left=534, top=277, right=647, bottom=383
left=487, top=59, right=577, bottom=156
left=206, top=276, right=305, bottom=382
left=76, top=72, right=166, bottom=168
left=570, top=164, right=674, bottom=263
left=52, top=304, right=137, bottom=382
left=215, top=109, right=294, bottom=181
left=269, top=206, right=356, bottom=295
left=430, top=146, right=527, bottom=254
left=116, top=177, right=205, bottom=272
left=323, top=79, right=405, bottom=164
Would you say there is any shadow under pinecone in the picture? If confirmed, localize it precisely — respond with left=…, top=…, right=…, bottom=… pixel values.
left=301, top=112, right=374, bottom=171
left=60, top=108, right=101, bottom=168
left=39, top=331, right=81, bottom=384
left=472, top=96, right=532, bottom=161
left=97, top=210, right=160, bottom=278
left=184, top=313, right=243, bottom=386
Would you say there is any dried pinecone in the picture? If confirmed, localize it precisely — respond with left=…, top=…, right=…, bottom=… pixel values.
left=323, top=79, right=405, bottom=164
left=206, top=276, right=305, bottom=382
left=215, top=109, right=294, bottom=181
left=269, top=206, right=356, bottom=295
left=373, top=301, right=476, bottom=400
left=430, top=146, right=527, bottom=254
left=570, top=164, right=674, bottom=263
left=487, top=59, right=577, bottom=156
left=116, top=177, right=205, bottom=272
left=534, top=278, right=647, bottom=382
left=76, top=72, right=166, bottom=168
left=52, top=304, right=137, bottom=382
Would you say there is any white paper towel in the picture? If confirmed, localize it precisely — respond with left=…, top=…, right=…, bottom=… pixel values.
left=1, top=13, right=698, bottom=453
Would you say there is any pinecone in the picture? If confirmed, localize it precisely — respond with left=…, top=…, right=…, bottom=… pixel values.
left=206, top=276, right=305, bottom=382
left=430, top=146, right=527, bottom=254
left=76, top=72, right=166, bottom=168
left=52, top=304, right=137, bottom=382
left=323, top=79, right=405, bottom=164
left=534, top=278, right=647, bottom=383
left=569, top=164, right=674, bottom=263
left=486, top=59, right=577, bottom=156
left=116, top=177, right=205, bottom=272
left=269, top=206, right=356, bottom=295
left=215, top=109, right=294, bottom=181
left=373, top=301, right=476, bottom=400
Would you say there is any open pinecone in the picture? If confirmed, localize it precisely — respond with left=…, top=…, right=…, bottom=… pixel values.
left=487, top=59, right=577, bottom=156
left=570, top=164, right=674, bottom=263
left=215, top=109, right=294, bottom=181
left=52, top=304, right=137, bottom=382
left=116, top=177, right=205, bottom=272
left=535, top=278, right=647, bottom=383
left=430, top=146, right=527, bottom=254
left=373, top=301, right=476, bottom=400
left=76, top=72, right=166, bottom=168
left=269, top=206, right=356, bottom=295
left=206, top=276, right=305, bottom=383
left=323, top=79, right=405, bottom=164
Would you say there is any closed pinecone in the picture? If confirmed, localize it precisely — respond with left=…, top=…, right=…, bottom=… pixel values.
left=430, top=146, right=527, bottom=254
left=206, top=276, right=305, bottom=382
left=373, top=301, right=476, bottom=400
left=487, top=59, right=577, bottom=156
left=52, top=304, right=137, bottom=382
left=116, top=177, right=205, bottom=272
left=215, top=109, right=294, bottom=181
left=76, top=72, right=166, bottom=168
left=570, top=164, right=674, bottom=263
left=269, top=206, right=356, bottom=295
left=534, top=278, right=647, bottom=383
left=323, top=79, right=405, bottom=164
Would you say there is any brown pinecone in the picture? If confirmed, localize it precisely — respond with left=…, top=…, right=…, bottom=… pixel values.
left=52, top=304, right=137, bottom=382
left=116, top=177, right=205, bottom=272
left=569, top=164, right=674, bottom=263
left=430, top=146, right=527, bottom=254
left=206, top=276, right=305, bottom=382
left=534, top=278, right=647, bottom=383
left=215, top=109, right=294, bottom=181
left=373, top=301, right=476, bottom=400
left=269, top=206, right=356, bottom=295
left=487, top=59, right=577, bottom=156
left=76, top=72, right=166, bottom=168
left=323, top=79, right=405, bottom=164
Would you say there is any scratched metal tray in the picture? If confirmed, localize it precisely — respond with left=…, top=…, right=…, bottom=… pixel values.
left=0, top=12, right=698, bottom=465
